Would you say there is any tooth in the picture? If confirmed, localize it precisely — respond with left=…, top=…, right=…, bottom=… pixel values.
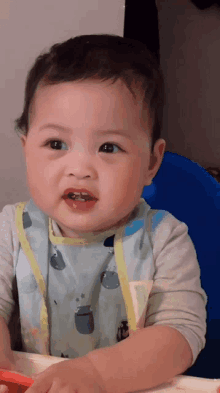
left=68, top=194, right=75, bottom=200
left=74, top=192, right=80, bottom=195
left=81, top=192, right=89, bottom=195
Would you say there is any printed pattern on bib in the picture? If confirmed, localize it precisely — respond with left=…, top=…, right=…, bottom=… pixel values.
left=15, top=198, right=155, bottom=358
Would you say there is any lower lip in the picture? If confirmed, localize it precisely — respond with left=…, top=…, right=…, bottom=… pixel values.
left=63, top=197, right=97, bottom=211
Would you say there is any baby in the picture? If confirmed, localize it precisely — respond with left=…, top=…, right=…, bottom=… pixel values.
left=0, top=34, right=207, bottom=393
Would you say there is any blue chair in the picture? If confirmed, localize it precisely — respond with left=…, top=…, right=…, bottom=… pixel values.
left=142, top=151, right=220, bottom=378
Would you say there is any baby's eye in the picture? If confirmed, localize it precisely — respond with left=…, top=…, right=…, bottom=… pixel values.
left=45, top=140, right=68, bottom=150
left=99, top=143, right=122, bottom=154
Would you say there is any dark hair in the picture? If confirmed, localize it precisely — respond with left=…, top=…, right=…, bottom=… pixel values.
left=14, top=34, right=164, bottom=150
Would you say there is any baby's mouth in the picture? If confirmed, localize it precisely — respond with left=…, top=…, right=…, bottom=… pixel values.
left=67, top=192, right=94, bottom=202
left=63, top=188, right=98, bottom=204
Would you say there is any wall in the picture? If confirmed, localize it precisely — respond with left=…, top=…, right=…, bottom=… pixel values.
left=157, top=0, right=220, bottom=168
left=0, top=0, right=125, bottom=210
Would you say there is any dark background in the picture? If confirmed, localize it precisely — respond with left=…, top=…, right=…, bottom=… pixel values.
left=123, top=0, right=160, bottom=62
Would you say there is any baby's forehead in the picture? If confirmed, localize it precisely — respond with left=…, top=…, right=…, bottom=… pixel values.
left=37, top=77, right=145, bottom=102
left=30, top=79, right=152, bottom=138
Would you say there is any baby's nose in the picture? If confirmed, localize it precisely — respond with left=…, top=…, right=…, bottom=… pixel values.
left=65, top=152, right=97, bottom=180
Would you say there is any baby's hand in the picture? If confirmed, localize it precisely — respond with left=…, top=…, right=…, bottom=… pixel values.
left=0, top=352, right=16, bottom=373
left=25, top=356, right=106, bottom=393
left=0, top=386, right=8, bottom=393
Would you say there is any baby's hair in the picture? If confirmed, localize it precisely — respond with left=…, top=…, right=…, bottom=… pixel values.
left=14, top=34, right=164, bottom=151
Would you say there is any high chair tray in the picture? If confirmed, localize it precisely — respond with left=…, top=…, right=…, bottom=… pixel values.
left=1, top=351, right=219, bottom=393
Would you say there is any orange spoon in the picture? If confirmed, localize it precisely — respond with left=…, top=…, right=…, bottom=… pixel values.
left=0, top=370, right=34, bottom=393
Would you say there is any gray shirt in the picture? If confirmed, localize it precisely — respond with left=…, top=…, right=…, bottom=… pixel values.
left=0, top=199, right=207, bottom=364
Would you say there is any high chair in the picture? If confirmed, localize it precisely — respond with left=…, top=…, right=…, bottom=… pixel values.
left=142, top=151, right=220, bottom=378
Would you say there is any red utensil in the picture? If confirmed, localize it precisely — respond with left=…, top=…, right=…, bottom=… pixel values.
left=0, top=370, right=34, bottom=393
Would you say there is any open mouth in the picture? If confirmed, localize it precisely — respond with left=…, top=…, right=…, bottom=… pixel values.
left=63, top=188, right=98, bottom=203
left=62, top=189, right=98, bottom=211
left=67, top=192, right=94, bottom=202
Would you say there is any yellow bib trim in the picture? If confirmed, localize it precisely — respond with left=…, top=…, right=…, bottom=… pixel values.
left=15, top=202, right=50, bottom=355
left=114, top=226, right=137, bottom=333
left=49, top=218, right=89, bottom=245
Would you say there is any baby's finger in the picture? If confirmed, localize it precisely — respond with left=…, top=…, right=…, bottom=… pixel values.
left=30, top=372, right=40, bottom=380
left=0, top=385, right=8, bottom=393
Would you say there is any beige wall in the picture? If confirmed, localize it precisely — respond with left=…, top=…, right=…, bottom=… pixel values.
left=2, top=0, right=219, bottom=211
left=0, top=0, right=125, bottom=210
left=157, top=0, right=220, bottom=168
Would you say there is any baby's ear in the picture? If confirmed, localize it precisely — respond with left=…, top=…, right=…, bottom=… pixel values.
left=20, top=135, right=27, bottom=148
left=144, top=138, right=166, bottom=185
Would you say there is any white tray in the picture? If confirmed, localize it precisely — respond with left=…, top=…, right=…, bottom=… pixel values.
left=5, top=351, right=220, bottom=392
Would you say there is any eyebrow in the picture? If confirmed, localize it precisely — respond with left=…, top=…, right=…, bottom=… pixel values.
left=39, top=123, right=132, bottom=138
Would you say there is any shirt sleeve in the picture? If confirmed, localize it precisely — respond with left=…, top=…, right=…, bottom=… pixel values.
left=145, top=213, right=207, bottom=366
left=0, top=204, right=17, bottom=324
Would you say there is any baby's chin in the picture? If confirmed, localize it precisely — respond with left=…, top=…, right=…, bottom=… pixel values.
left=59, top=210, right=136, bottom=239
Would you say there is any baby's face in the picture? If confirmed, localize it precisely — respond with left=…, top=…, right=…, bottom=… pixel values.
left=21, top=80, right=165, bottom=238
